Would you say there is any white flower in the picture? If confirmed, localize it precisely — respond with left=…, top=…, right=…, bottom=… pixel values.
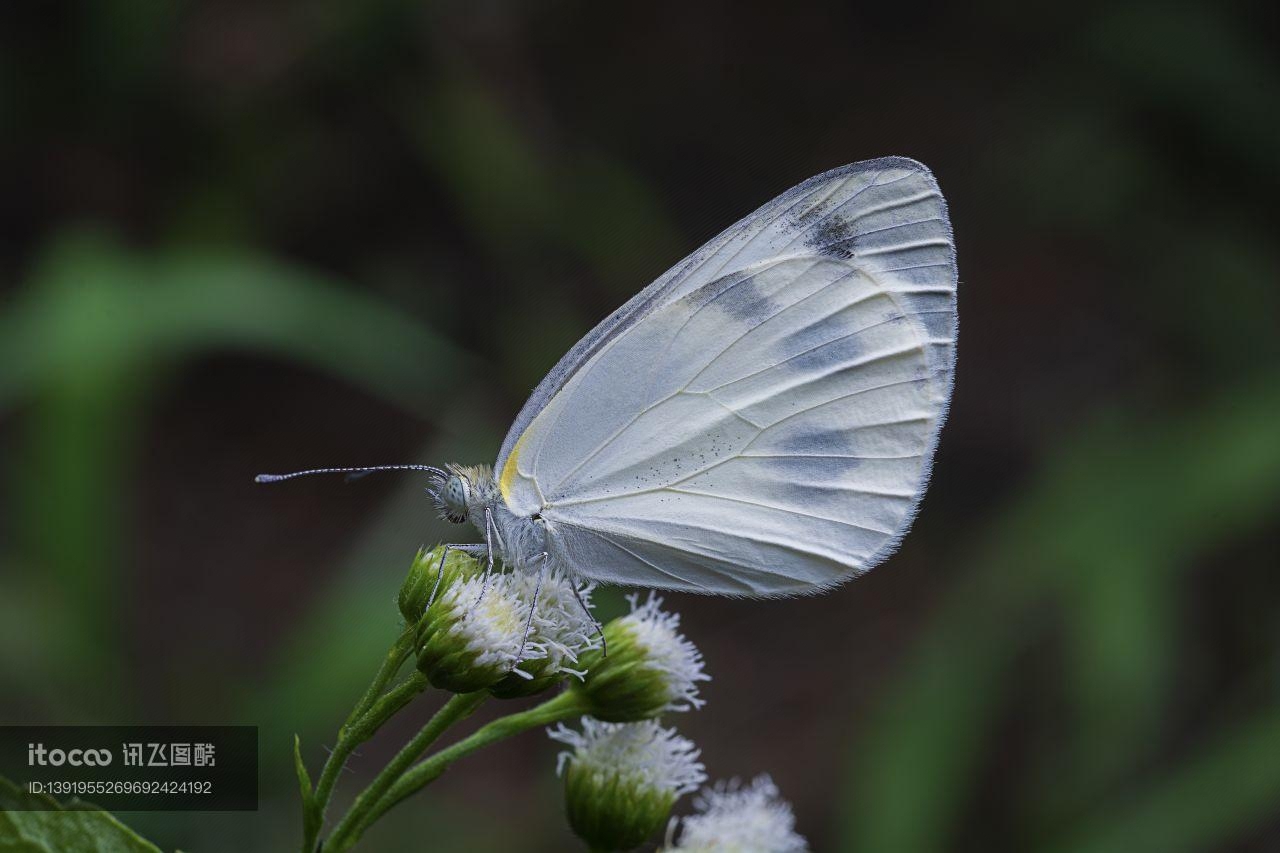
left=511, top=568, right=601, bottom=679
left=549, top=717, right=707, bottom=797
left=550, top=717, right=707, bottom=850
left=627, top=592, right=710, bottom=711
left=442, top=573, right=541, bottom=669
left=576, top=592, right=710, bottom=719
left=416, top=571, right=547, bottom=693
left=489, top=568, right=603, bottom=698
left=667, top=775, right=808, bottom=853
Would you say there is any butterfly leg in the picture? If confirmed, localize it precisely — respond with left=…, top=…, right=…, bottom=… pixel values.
left=514, top=553, right=550, bottom=667
left=484, top=507, right=497, bottom=576
left=570, top=582, right=606, bottom=658
left=426, top=543, right=488, bottom=610
left=465, top=508, right=499, bottom=618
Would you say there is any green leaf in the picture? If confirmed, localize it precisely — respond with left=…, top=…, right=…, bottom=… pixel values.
left=294, top=734, right=314, bottom=805
left=295, top=734, right=320, bottom=847
left=0, top=775, right=163, bottom=853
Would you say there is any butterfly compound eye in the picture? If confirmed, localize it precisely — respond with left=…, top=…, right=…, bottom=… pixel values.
left=441, top=474, right=470, bottom=523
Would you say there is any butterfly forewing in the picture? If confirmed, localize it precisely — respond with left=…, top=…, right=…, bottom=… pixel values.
left=497, top=158, right=956, bottom=596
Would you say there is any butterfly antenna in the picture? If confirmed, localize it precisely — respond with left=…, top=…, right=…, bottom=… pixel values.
left=254, top=465, right=446, bottom=484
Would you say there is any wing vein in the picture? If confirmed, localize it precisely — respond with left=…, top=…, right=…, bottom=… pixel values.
left=704, top=324, right=922, bottom=394
left=844, top=189, right=941, bottom=220
left=545, top=261, right=817, bottom=493
left=829, top=216, right=945, bottom=246
left=777, top=170, right=885, bottom=254
left=858, top=238, right=952, bottom=257
left=669, top=486, right=897, bottom=534
left=702, top=178, right=849, bottom=281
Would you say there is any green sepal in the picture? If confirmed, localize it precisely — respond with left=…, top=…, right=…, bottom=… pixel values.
left=414, top=614, right=504, bottom=693
left=489, top=657, right=564, bottom=699
left=564, top=762, right=675, bottom=852
left=571, top=620, right=671, bottom=722
left=398, top=545, right=481, bottom=624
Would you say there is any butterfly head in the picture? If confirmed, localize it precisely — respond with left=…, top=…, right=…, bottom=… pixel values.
left=429, top=464, right=495, bottom=525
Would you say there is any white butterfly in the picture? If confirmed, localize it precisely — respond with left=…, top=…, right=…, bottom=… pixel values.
left=261, top=157, right=957, bottom=599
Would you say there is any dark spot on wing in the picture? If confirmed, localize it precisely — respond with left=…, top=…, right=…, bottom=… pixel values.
left=811, top=214, right=857, bottom=260
left=682, top=270, right=743, bottom=311
left=682, top=269, right=781, bottom=326
left=773, top=309, right=893, bottom=367
left=779, top=426, right=853, bottom=454
left=767, top=290, right=907, bottom=370
left=767, top=454, right=864, bottom=480
left=783, top=333, right=865, bottom=375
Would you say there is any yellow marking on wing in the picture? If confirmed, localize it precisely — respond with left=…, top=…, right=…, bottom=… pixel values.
left=499, top=431, right=530, bottom=501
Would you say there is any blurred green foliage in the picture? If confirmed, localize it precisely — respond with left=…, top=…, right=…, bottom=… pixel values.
left=1, top=233, right=469, bottom=712
left=845, top=378, right=1280, bottom=852
left=2, top=1, right=1278, bottom=851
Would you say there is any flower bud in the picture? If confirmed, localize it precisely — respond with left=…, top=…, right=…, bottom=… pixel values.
left=572, top=594, right=709, bottom=722
left=549, top=717, right=705, bottom=852
left=490, top=570, right=601, bottom=699
left=414, top=571, right=545, bottom=693
left=664, top=775, right=808, bottom=852
left=397, top=545, right=479, bottom=624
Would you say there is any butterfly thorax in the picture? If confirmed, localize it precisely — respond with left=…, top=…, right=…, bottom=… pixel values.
left=446, top=463, right=547, bottom=571
left=487, top=499, right=547, bottom=571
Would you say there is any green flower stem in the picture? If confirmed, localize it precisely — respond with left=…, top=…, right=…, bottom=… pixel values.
left=345, top=627, right=417, bottom=733
left=341, top=689, right=589, bottom=847
left=323, top=690, right=492, bottom=852
left=303, top=628, right=419, bottom=853
left=354, top=670, right=430, bottom=729
left=307, top=673, right=427, bottom=849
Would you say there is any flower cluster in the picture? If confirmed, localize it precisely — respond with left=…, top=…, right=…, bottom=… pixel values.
left=404, top=547, right=601, bottom=696
left=572, top=593, right=711, bottom=721
left=665, top=775, right=809, bottom=852
left=490, top=568, right=601, bottom=698
left=414, top=570, right=536, bottom=693
left=401, top=544, right=807, bottom=851
left=549, top=717, right=706, bottom=851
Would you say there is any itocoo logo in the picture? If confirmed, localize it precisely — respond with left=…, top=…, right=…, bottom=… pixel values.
left=27, top=743, right=113, bottom=766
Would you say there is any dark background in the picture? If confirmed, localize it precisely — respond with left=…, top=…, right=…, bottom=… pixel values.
left=3, top=2, right=1279, bottom=850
